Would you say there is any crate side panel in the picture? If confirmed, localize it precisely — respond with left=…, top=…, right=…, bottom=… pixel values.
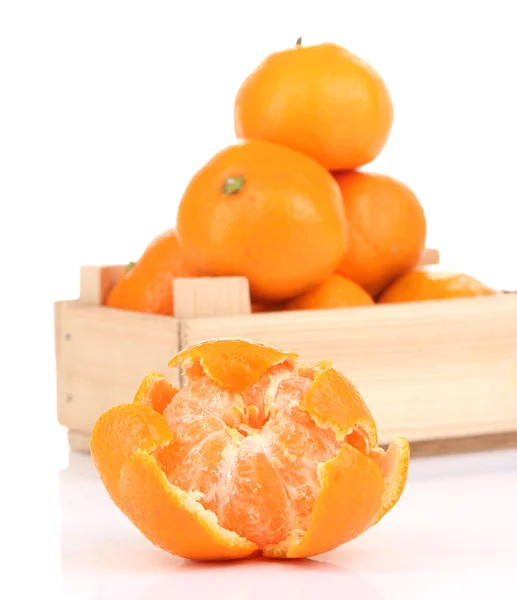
left=180, top=295, right=517, bottom=445
left=56, top=302, right=180, bottom=433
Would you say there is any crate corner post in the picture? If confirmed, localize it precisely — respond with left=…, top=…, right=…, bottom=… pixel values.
left=80, top=264, right=125, bottom=305
left=174, top=276, right=252, bottom=321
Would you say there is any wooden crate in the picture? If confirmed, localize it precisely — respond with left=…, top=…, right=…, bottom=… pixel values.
left=54, top=249, right=517, bottom=455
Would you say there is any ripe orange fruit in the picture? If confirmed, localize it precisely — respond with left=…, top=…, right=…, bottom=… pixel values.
left=234, top=40, right=393, bottom=171
left=105, top=229, right=198, bottom=316
left=378, top=269, right=497, bottom=304
left=176, top=140, right=347, bottom=302
left=91, top=338, right=410, bottom=560
left=334, top=171, right=427, bottom=297
left=284, top=274, right=374, bottom=311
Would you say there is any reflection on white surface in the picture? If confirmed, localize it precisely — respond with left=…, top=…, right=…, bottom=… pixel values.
left=58, top=448, right=517, bottom=600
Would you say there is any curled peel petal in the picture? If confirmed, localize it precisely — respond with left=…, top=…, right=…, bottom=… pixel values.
left=90, top=404, right=173, bottom=509
left=263, top=444, right=384, bottom=558
left=119, top=450, right=259, bottom=560
left=371, top=436, right=410, bottom=525
left=133, top=372, right=179, bottom=414
left=168, top=338, right=297, bottom=390
left=300, top=362, right=378, bottom=448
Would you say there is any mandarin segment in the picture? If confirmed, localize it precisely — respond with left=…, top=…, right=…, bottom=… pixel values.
left=119, top=450, right=259, bottom=560
left=219, top=440, right=291, bottom=547
left=168, top=338, right=297, bottom=390
left=165, top=374, right=245, bottom=427
left=90, top=404, right=173, bottom=509
left=266, top=416, right=341, bottom=535
left=152, top=414, right=231, bottom=501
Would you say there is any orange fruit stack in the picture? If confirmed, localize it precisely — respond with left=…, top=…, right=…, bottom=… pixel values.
left=92, top=338, right=410, bottom=560
left=104, top=38, right=496, bottom=315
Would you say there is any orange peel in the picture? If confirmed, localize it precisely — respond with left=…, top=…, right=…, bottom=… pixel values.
left=90, top=403, right=173, bottom=509
left=371, top=436, right=411, bottom=525
left=132, top=372, right=179, bottom=414
left=168, top=337, right=297, bottom=390
left=91, top=338, right=410, bottom=561
left=300, top=362, right=378, bottom=449
left=263, top=444, right=385, bottom=558
left=119, top=451, right=258, bottom=560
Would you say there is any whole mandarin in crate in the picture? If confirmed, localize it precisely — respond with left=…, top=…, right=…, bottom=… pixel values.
left=105, top=229, right=198, bottom=316
left=378, top=269, right=497, bottom=304
left=284, top=274, right=374, bottom=311
left=234, top=40, right=393, bottom=171
left=334, top=172, right=427, bottom=297
left=91, top=338, right=410, bottom=561
left=176, top=140, right=347, bottom=302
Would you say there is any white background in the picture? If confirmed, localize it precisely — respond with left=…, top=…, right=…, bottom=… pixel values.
left=1, top=1, right=516, bottom=598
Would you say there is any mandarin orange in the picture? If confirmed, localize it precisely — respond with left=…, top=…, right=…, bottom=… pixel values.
left=91, top=338, right=409, bottom=560
left=234, top=40, right=393, bottom=171
left=284, top=274, right=374, bottom=311
left=334, top=171, right=427, bottom=297
left=176, top=140, right=347, bottom=302
left=105, top=229, right=198, bottom=316
left=378, top=269, right=497, bottom=304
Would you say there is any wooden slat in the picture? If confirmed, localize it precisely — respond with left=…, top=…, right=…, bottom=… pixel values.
left=55, top=301, right=180, bottom=435
left=180, top=294, right=517, bottom=446
left=408, top=431, right=517, bottom=458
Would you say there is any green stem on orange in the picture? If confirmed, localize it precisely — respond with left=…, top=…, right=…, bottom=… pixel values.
left=125, top=261, right=136, bottom=273
left=222, top=175, right=245, bottom=195
left=296, top=37, right=302, bottom=47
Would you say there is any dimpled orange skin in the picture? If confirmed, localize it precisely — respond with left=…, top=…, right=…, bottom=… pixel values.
left=335, top=172, right=427, bottom=298
left=105, top=229, right=198, bottom=316
left=378, top=269, right=497, bottom=304
left=284, top=274, right=374, bottom=311
left=234, top=42, right=393, bottom=171
left=91, top=338, right=410, bottom=561
left=176, top=140, right=348, bottom=302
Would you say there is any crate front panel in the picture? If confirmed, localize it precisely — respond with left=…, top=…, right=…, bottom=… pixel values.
left=55, top=301, right=180, bottom=434
left=179, top=295, right=517, bottom=445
